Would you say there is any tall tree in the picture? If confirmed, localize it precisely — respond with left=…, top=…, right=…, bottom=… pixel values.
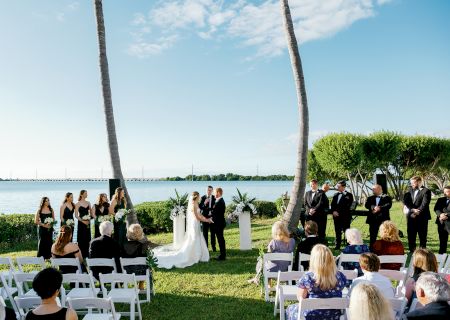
left=93, top=0, right=136, bottom=221
left=280, top=0, right=309, bottom=233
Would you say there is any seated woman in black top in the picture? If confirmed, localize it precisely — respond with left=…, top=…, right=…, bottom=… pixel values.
left=51, top=225, right=84, bottom=274
left=293, top=221, right=321, bottom=271
left=25, top=268, right=77, bottom=320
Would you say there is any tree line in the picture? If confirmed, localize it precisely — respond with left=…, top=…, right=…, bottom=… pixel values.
left=308, top=131, right=450, bottom=202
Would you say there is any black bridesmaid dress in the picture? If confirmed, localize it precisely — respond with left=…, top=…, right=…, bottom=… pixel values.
left=63, top=206, right=75, bottom=241
left=94, top=203, right=110, bottom=238
left=37, top=212, right=53, bottom=259
left=76, top=205, right=91, bottom=260
left=113, top=200, right=127, bottom=248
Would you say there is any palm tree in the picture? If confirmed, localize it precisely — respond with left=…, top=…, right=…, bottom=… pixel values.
left=279, top=0, right=309, bottom=234
left=93, top=0, right=136, bottom=222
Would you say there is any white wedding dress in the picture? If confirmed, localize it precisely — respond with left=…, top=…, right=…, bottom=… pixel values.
left=153, top=200, right=209, bottom=269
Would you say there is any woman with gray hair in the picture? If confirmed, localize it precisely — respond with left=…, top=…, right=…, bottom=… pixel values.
left=403, top=272, right=450, bottom=319
left=341, top=228, right=369, bottom=276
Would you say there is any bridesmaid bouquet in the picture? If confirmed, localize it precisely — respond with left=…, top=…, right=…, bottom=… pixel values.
left=65, top=219, right=75, bottom=227
left=44, top=217, right=56, bottom=227
left=97, top=215, right=113, bottom=224
left=115, top=209, right=128, bottom=223
left=81, top=215, right=91, bottom=221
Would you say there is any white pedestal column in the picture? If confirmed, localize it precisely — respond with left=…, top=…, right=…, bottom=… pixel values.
left=173, top=215, right=185, bottom=249
left=238, top=211, right=252, bottom=250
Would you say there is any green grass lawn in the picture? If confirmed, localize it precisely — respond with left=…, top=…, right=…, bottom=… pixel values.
left=0, top=200, right=444, bottom=319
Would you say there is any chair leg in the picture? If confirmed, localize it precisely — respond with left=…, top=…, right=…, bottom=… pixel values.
left=136, top=299, right=143, bottom=320
left=274, top=288, right=279, bottom=315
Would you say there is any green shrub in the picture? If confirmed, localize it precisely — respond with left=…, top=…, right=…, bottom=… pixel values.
left=0, top=214, right=38, bottom=246
left=253, top=200, right=278, bottom=218
left=274, top=197, right=286, bottom=215
left=135, top=201, right=173, bottom=234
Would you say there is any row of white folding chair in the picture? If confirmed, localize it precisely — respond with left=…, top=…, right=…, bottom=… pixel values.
left=86, top=258, right=118, bottom=274
left=60, top=272, right=100, bottom=306
left=13, top=296, right=63, bottom=320
left=273, top=271, right=304, bottom=319
left=120, top=257, right=153, bottom=302
left=297, top=297, right=349, bottom=320
left=263, top=253, right=294, bottom=302
left=51, top=258, right=83, bottom=274
left=68, top=297, right=121, bottom=320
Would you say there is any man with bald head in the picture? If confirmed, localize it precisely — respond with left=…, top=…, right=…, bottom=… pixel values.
left=365, top=184, right=392, bottom=250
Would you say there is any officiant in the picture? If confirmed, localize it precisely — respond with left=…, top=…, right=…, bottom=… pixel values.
left=200, top=186, right=216, bottom=251
left=434, top=185, right=450, bottom=254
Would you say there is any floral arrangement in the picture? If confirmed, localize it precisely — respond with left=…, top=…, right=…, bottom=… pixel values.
left=96, top=215, right=113, bottom=224
left=168, top=189, right=189, bottom=220
left=82, top=215, right=91, bottom=221
left=43, top=217, right=55, bottom=227
left=65, top=219, right=75, bottom=227
left=146, top=248, right=158, bottom=296
left=115, top=209, right=129, bottom=223
left=231, top=188, right=257, bottom=216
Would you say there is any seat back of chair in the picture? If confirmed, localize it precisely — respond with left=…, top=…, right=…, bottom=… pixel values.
left=12, top=272, right=36, bottom=296
left=277, top=270, right=304, bottom=283
left=0, top=257, right=15, bottom=288
left=86, top=258, right=117, bottom=272
left=99, top=272, right=136, bottom=291
left=62, top=272, right=95, bottom=287
left=299, top=297, right=349, bottom=319
left=14, top=296, right=42, bottom=317
left=51, top=258, right=82, bottom=273
left=120, top=257, right=147, bottom=268
left=379, top=269, right=407, bottom=284
left=297, top=253, right=311, bottom=272
left=378, top=255, right=407, bottom=268
left=68, top=297, right=118, bottom=319
left=263, top=253, right=293, bottom=274
left=336, top=254, right=361, bottom=269
left=16, top=257, right=45, bottom=273
left=0, top=274, right=19, bottom=315
left=340, top=269, right=358, bottom=281
left=435, top=253, right=448, bottom=271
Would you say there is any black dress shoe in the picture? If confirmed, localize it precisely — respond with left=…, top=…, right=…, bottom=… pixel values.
left=215, top=256, right=226, bottom=261
left=212, top=248, right=217, bottom=252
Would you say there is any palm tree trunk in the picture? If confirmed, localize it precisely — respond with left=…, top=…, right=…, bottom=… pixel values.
left=280, top=0, right=310, bottom=234
left=93, top=0, right=137, bottom=223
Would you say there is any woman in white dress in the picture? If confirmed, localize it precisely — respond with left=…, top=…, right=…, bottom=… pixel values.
left=153, top=191, right=213, bottom=269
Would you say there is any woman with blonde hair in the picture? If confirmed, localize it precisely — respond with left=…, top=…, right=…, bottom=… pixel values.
left=348, top=283, right=394, bottom=320
left=405, top=248, right=438, bottom=302
left=286, top=244, right=347, bottom=320
left=372, top=220, right=405, bottom=270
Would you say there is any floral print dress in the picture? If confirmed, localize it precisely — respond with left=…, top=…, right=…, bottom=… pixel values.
left=285, top=271, right=347, bottom=320
left=341, top=244, right=370, bottom=275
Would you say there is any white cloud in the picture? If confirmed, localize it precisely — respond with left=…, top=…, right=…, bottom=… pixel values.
left=128, top=0, right=392, bottom=58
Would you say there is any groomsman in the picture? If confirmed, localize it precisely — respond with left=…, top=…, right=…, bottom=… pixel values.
left=212, top=187, right=226, bottom=261
left=330, top=180, right=354, bottom=250
left=304, top=179, right=329, bottom=243
left=434, top=186, right=450, bottom=254
left=403, top=176, right=431, bottom=252
left=365, top=184, right=392, bottom=250
left=199, top=186, right=216, bottom=251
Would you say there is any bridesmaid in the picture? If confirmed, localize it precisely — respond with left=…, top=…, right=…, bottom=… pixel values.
left=60, top=192, right=75, bottom=240
left=92, top=193, right=110, bottom=238
left=34, top=197, right=55, bottom=260
left=109, top=187, right=127, bottom=248
left=75, top=190, right=92, bottom=260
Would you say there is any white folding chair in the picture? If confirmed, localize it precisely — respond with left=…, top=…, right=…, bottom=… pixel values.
left=86, top=258, right=117, bottom=275
left=262, top=253, right=293, bottom=302
left=0, top=258, right=16, bottom=291
left=336, top=254, right=361, bottom=270
left=378, top=255, right=408, bottom=269
left=0, top=296, right=6, bottom=320
left=379, top=268, right=408, bottom=297
left=60, top=272, right=99, bottom=306
left=51, top=258, right=83, bottom=274
left=340, top=269, right=358, bottom=281
left=389, top=297, right=408, bottom=320
left=67, top=297, right=121, bottom=320
left=16, top=257, right=45, bottom=273
left=274, top=270, right=304, bottom=319
left=13, top=296, right=41, bottom=320
left=99, top=273, right=142, bottom=320
left=0, top=274, right=20, bottom=318
left=297, top=297, right=349, bottom=320
left=297, top=253, right=311, bottom=272
left=435, top=253, right=448, bottom=272
left=12, top=272, right=37, bottom=297
left=120, top=257, right=152, bottom=302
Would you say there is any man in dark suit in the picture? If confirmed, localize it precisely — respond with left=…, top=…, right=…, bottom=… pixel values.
left=304, top=179, right=329, bottom=243
left=89, top=221, right=122, bottom=279
left=434, top=185, right=450, bottom=254
left=293, top=221, right=320, bottom=271
left=199, top=185, right=216, bottom=251
left=330, top=180, right=354, bottom=250
left=211, top=187, right=226, bottom=260
left=402, top=272, right=450, bottom=319
left=365, top=184, right=392, bottom=250
left=403, top=176, right=431, bottom=252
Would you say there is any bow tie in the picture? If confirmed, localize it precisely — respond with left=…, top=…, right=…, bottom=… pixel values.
left=338, top=192, right=343, bottom=195
left=376, top=196, right=381, bottom=198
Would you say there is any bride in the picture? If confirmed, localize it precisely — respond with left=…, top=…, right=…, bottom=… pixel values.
left=153, top=191, right=213, bottom=269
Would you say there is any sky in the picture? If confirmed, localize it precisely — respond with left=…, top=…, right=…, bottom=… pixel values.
left=0, top=0, right=449, bottom=179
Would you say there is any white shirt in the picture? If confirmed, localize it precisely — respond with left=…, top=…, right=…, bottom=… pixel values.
left=375, top=196, right=381, bottom=206
left=349, top=271, right=395, bottom=299
left=413, top=189, right=419, bottom=201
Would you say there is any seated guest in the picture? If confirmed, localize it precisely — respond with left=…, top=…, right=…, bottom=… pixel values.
left=51, top=225, right=84, bottom=273
left=405, top=248, right=438, bottom=303
left=348, top=282, right=394, bottom=320
left=293, top=221, right=320, bottom=271
left=349, top=253, right=394, bottom=298
left=341, top=228, right=370, bottom=275
left=247, top=221, right=295, bottom=285
left=402, top=272, right=450, bottom=319
left=89, top=221, right=122, bottom=279
left=122, top=224, right=156, bottom=290
left=286, top=244, right=347, bottom=320
left=25, top=268, right=77, bottom=320
left=372, top=220, right=405, bottom=270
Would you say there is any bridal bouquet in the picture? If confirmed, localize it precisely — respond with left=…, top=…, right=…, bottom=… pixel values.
left=168, top=189, right=189, bottom=220
left=231, top=188, right=257, bottom=216
left=65, top=219, right=75, bottom=227
left=97, top=215, right=113, bottom=224
left=82, top=215, right=91, bottom=221
left=43, top=217, right=55, bottom=227
left=115, top=209, right=128, bottom=223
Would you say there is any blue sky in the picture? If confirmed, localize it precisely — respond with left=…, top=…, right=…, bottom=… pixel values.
left=0, top=0, right=449, bottom=179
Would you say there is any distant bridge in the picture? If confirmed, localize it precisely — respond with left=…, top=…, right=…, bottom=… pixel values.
left=1, top=178, right=160, bottom=182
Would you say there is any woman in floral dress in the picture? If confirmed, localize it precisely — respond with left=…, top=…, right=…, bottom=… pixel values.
left=286, top=244, right=347, bottom=320
left=341, top=228, right=370, bottom=275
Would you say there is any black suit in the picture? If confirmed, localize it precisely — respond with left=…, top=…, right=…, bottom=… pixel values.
left=402, top=301, right=450, bottom=320
left=403, top=187, right=431, bottom=252
left=304, top=190, right=329, bottom=242
left=89, top=235, right=122, bottom=279
left=434, top=196, right=450, bottom=254
left=330, top=191, right=354, bottom=248
left=365, top=194, right=392, bottom=249
left=199, top=194, right=216, bottom=250
left=293, top=236, right=321, bottom=271
left=211, top=197, right=226, bottom=259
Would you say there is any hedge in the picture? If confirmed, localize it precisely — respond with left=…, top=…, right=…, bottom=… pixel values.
left=0, top=213, right=38, bottom=245
left=134, top=201, right=173, bottom=234
left=225, top=200, right=278, bottom=218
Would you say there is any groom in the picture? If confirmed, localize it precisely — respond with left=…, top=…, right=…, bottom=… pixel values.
left=212, top=187, right=226, bottom=261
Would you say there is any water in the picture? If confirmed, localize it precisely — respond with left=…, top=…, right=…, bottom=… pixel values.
left=0, top=180, right=295, bottom=214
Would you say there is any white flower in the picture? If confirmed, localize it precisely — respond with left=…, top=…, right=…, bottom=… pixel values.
left=170, top=205, right=186, bottom=220
left=98, top=215, right=111, bottom=223
left=66, top=219, right=74, bottom=227
left=44, top=217, right=54, bottom=225
left=115, top=209, right=127, bottom=222
left=82, top=215, right=91, bottom=221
